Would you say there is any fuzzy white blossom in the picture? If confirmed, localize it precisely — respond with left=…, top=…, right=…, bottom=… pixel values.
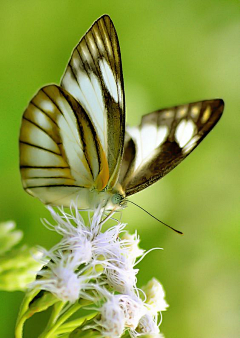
left=98, top=296, right=126, bottom=338
left=121, top=231, right=145, bottom=264
left=105, top=252, right=138, bottom=293
left=131, top=312, right=160, bottom=337
left=44, top=204, right=101, bottom=265
left=97, top=292, right=146, bottom=337
left=142, top=278, right=169, bottom=314
left=27, top=203, right=169, bottom=337
left=118, top=294, right=146, bottom=329
left=31, top=250, right=102, bottom=303
left=43, top=204, right=143, bottom=294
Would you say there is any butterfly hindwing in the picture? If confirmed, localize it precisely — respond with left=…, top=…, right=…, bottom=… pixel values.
left=19, top=84, right=109, bottom=206
left=119, top=99, right=224, bottom=196
left=61, top=15, right=125, bottom=188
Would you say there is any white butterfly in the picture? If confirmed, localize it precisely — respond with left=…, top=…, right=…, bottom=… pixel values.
left=19, top=15, right=224, bottom=211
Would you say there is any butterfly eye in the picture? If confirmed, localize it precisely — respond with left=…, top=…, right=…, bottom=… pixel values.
left=111, top=193, right=124, bottom=206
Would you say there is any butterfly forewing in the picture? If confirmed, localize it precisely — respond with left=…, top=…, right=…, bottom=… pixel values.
left=61, top=15, right=125, bottom=188
left=119, top=99, right=224, bottom=195
left=20, top=84, right=109, bottom=206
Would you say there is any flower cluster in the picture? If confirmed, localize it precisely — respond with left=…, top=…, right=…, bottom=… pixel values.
left=26, top=203, right=168, bottom=337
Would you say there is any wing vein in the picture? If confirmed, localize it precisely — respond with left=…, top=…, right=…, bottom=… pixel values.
left=22, top=116, right=58, bottom=143
left=30, top=101, right=59, bottom=127
left=25, top=184, right=85, bottom=189
left=20, top=141, right=61, bottom=155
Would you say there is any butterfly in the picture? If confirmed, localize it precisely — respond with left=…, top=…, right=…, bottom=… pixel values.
left=19, top=15, right=224, bottom=211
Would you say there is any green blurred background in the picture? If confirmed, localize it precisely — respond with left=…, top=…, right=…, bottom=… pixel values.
left=0, top=0, right=239, bottom=337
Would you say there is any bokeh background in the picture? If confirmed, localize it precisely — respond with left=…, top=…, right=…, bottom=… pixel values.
left=0, top=1, right=239, bottom=337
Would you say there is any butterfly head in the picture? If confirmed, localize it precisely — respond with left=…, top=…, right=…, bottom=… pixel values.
left=111, top=192, right=127, bottom=209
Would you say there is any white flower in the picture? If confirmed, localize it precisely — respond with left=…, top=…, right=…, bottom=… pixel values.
left=31, top=251, right=101, bottom=303
left=95, top=228, right=141, bottom=294
left=95, top=226, right=140, bottom=294
left=118, top=294, right=146, bottom=329
left=44, top=204, right=98, bottom=265
left=93, top=222, right=126, bottom=259
left=105, top=254, right=138, bottom=293
left=44, top=204, right=128, bottom=268
left=97, top=292, right=146, bottom=337
left=32, top=202, right=168, bottom=335
left=44, top=204, right=142, bottom=294
left=131, top=312, right=160, bottom=337
left=121, top=231, right=145, bottom=264
left=33, top=260, right=81, bottom=302
left=98, top=296, right=125, bottom=338
left=141, top=278, right=169, bottom=314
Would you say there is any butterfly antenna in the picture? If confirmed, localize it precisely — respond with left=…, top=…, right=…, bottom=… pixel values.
left=127, top=200, right=183, bottom=235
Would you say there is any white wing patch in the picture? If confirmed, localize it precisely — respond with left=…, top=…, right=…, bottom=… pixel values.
left=183, top=135, right=201, bottom=154
left=41, top=99, right=56, bottom=112
left=141, top=124, right=158, bottom=159
left=127, top=124, right=168, bottom=170
left=175, top=119, right=196, bottom=148
left=99, top=59, right=118, bottom=102
left=156, top=126, right=168, bottom=146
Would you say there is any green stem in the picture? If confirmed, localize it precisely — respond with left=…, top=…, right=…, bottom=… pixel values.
left=15, top=313, right=28, bottom=338
left=38, top=301, right=66, bottom=337
left=15, top=289, right=41, bottom=338
left=16, top=289, right=39, bottom=325
left=55, top=312, right=98, bottom=334
left=39, top=299, right=92, bottom=338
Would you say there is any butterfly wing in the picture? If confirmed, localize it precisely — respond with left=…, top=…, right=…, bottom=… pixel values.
left=118, top=99, right=224, bottom=196
left=19, top=85, right=109, bottom=207
left=61, top=15, right=125, bottom=189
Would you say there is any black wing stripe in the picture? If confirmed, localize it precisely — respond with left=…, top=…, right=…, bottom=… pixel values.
left=24, top=184, right=85, bottom=189
left=83, top=34, right=103, bottom=87
left=20, top=141, right=61, bottom=155
left=74, top=47, right=103, bottom=116
left=68, top=63, right=79, bottom=85
left=96, top=20, right=119, bottom=100
left=42, top=87, right=85, bottom=154
left=58, top=87, right=102, bottom=180
left=95, top=20, right=112, bottom=67
left=42, top=87, right=80, bottom=144
left=41, top=88, right=64, bottom=117
left=22, top=116, right=56, bottom=141
left=25, top=176, right=75, bottom=180
left=82, top=33, right=117, bottom=165
left=99, top=17, right=117, bottom=84
left=68, top=59, right=99, bottom=130
left=101, top=16, right=122, bottom=104
left=20, top=165, right=70, bottom=169
left=30, top=101, right=59, bottom=127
